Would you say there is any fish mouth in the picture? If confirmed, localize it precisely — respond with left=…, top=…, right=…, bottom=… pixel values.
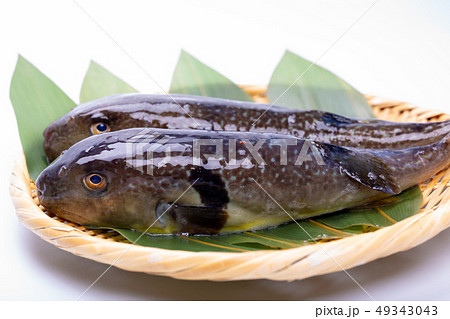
left=35, top=177, right=53, bottom=211
left=35, top=175, right=73, bottom=220
left=43, top=125, right=61, bottom=163
left=35, top=167, right=60, bottom=205
left=35, top=174, right=44, bottom=197
left=43, top=116, right=78, bottom=162
left=43, top=142, right=57, bottom=163
left=35, top=174, right=49, bottom=206
left=36, top=187, right=43, bottom=199
left=43, top=125, right=53, bottom=142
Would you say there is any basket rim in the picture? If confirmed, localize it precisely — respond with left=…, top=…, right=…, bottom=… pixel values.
left=9, top=94, right=450, bottom=281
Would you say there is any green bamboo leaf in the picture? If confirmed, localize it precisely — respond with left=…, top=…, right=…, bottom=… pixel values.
left=10, top=55, right=76, bottom=180
left=191, top=232, right=296, bottom=250
left=169, top=50, right=253, bottom=101
left=113, top=229, right=254, bottom=252
left=103, top=220, right=351, bottom=252
left=80, top=61, right=138, bottom=103
left=267, top=50, right=374, bottom=118
left=109, top=227, right=314, bottom=252
left=256, top=220, right=350, bottom=242
left=317, top=186, right=422, bottom=229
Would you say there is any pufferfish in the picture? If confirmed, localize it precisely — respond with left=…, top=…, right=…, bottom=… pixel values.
left=43, top=93, right=450, bottom=162
left=36, top=128, right=450, bottom=235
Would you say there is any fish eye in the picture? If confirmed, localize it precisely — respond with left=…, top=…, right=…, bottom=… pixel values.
left=83, top=173, right=107, bottom=191
left=90, top=122, right=111, bottom=135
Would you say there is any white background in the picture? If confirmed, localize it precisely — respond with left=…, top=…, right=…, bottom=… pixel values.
left=0, top=0, right=449, bottom=300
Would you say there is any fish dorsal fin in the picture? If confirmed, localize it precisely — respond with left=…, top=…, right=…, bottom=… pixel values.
left=316, top=143, right=401, bottom=194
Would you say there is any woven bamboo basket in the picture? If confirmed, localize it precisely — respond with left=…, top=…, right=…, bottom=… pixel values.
left=9, top=85, right=450, bottom=281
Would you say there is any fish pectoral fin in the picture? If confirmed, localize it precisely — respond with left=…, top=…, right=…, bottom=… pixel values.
left=156, top=202, right=228, bottom=235
left=318, top=143, right=401, bottom=195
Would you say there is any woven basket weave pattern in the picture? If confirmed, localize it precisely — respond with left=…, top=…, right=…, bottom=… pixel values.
left=9, top=86, right=450, bottom=281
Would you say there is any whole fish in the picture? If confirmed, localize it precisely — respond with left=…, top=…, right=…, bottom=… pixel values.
left=43, top=94, right=450, bottom=162
left=36, top=128, right=450, bottom=235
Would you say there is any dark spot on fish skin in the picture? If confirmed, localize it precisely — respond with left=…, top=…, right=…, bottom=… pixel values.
left=190, top=167, right=229, bottom=207
left=158, top=166, right=230, bottom=234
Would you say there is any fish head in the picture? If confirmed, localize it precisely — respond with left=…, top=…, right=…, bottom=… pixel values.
left=43, top=105, right=134, bottom=163
left=43, top=94, right=191, bottom=162
left=37, top=129, right=186, bottom=232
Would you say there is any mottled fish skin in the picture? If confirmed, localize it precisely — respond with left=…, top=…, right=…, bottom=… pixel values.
left=36, top=128, right=450, bottom=235
left=43, top=93, right=450, bottom=161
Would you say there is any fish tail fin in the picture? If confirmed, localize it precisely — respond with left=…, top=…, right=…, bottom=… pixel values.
left=379, top=132, right=450, bottom=190
left=316, top=132, right=450, bottom=195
